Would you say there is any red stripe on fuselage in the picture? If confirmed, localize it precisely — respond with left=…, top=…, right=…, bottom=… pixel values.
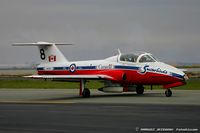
left=37, top=69, right=183, bottom=85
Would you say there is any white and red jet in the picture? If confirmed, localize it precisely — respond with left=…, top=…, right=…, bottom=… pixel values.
left=13, top=42, right=188, bottom=97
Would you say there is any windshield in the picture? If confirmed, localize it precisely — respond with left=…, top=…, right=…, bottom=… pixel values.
left=120, top=54, right=139, bottom=63
left=150, top=54, right=159, bottom=61
left=139, top=55, right=156, bottom=62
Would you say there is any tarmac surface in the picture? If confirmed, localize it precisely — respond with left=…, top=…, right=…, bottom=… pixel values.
left=0, top=89, right=200, bottom=105
left=0, top=89, right=200, bottom=133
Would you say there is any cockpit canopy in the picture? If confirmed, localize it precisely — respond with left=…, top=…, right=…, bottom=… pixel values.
left=119, top=52, right=157, bottom=63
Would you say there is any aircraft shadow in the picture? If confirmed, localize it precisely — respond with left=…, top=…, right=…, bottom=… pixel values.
left=37, top=92, right=165, bottom=101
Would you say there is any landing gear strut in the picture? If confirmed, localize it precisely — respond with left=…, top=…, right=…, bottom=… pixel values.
left=165, top=89, right=172, bottom=97
left=136, top=85, right=144, bottom=95
left=82, top=88, right=90, bottom=98
left=79, top=79, right=90, bottom=98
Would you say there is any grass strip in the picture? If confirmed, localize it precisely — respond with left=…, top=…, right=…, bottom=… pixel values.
left=0, top=78, right=199, bottom=90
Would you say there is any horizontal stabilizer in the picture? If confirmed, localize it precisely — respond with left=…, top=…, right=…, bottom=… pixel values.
left=12, top=41, right=71, bottom=63
left=12, top=41, right=73, bottom=46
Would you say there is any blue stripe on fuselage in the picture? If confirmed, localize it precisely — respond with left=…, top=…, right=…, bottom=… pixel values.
left=170, top=72, right=184, bottom=79
left=37, top=67, right=44, bottom=70
left=114, top=65, right=139, bottom=70
left=54, top=67, right=65, bottom=70
left=37, top=65, right=140, bottom=71
left=77, top=66, right=96, bottom=70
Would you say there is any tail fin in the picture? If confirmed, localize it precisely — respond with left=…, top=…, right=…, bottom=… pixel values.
left=13, top=41, right=72, bottom=63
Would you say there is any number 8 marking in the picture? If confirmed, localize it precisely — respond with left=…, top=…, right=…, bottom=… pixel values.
left=40, top=49, right=46, bottom=60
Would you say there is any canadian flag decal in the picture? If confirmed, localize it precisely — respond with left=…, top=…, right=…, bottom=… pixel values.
left=49, top=55, right=56, bottom=62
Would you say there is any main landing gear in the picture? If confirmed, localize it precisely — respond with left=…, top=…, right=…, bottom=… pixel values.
left=136, top=85, right=144, bottom=95
left=82, top=88, right=90, bottom=98
left=165, top=89, right=172, bottom=97
left=79, top=79, right=90, bottom=98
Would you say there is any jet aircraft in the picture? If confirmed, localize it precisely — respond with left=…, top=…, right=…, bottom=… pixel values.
left=13, top=42, right=188, bottom=97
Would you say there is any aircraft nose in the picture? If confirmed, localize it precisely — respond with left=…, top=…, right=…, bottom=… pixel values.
left=176, top=70, right=189, bottom=82
left=161, top=62, right=188, bottom=81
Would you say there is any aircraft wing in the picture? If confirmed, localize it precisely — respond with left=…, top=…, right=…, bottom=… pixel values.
left=24, top=75, right=113, bottom=80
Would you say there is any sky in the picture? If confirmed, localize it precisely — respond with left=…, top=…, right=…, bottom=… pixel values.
left=0, top=0, right=200, bottom=65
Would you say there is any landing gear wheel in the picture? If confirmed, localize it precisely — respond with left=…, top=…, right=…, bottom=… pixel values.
left=136, top=85, right=144, bottom=95
left=165, top=89, right=172, bottom=97
left=82, top=88, right=90, bottom=98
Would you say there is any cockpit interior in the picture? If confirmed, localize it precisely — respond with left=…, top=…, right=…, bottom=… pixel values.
left=119, top=52, right=157, bottom=63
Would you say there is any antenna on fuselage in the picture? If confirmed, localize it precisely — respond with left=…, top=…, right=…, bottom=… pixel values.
left=117, top=49, right=121, bottom=54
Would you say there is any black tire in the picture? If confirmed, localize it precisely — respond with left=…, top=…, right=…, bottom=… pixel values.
left=165, top=89, right=172, bottom=97
left=136, top=85, right=144, bottom=95
left=82, top=88, right=90, bottom=98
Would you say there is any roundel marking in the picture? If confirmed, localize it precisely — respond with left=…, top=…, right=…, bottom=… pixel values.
left=69, top=64, right=76, bottom=73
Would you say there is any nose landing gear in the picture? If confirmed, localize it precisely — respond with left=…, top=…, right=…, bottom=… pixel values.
left=165, top=89, right=172, bottom=97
